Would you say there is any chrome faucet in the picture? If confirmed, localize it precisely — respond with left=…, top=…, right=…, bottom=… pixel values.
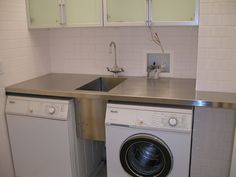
left=109, top=41, right=117, bottom=67
left=107, top=41, right=124, bottom=77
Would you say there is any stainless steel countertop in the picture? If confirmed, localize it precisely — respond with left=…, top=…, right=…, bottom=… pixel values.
left=5, top=73, right=236, bottom=109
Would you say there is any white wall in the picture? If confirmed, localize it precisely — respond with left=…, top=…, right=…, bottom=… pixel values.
left=50, top=26, right=198, bottom=78
left=0, top=3, right=50, bottom=86
left=196, top=0, right=236, bottom=92
left=0, top=1, right=50, bottom=177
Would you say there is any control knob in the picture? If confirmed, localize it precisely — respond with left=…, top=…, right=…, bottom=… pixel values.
left=168, top=117, right=178, bottom=127
left=29, top=108, right=33, bottom=113
left=48, top=106, right=56, bottom=115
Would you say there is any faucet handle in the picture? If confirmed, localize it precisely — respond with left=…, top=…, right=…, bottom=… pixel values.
left=107, top=67, right=124, bottom=77
left=107, top=67, right=124, bottom=73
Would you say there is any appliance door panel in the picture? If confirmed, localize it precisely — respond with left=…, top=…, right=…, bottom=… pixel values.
left=7, top=115, right=73, bottom=177
left=120, top=134, right=173, bottom=177
left=106, top=125, right=191, bottom=177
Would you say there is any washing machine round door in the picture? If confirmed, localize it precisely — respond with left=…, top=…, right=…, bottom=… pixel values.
left=120, top=134, right=173, bottom=177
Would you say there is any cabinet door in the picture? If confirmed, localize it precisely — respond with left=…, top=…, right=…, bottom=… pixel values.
left=105, top=0, right=147, bottom=26
left=27, top=0, right=60, bottom=28
left=66, top=0, right=102, bottom=26
left=151, top=0, right=197, bottom=25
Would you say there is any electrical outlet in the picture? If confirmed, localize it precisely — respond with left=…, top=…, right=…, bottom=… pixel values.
left=147, top=53, right=170, bottom=72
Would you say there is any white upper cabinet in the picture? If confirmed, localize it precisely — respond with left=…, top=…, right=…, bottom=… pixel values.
left=104, top=0, right=199, bottom=26
left=66, top=0, right=102, bottom=27
left=104, top=0, right=147, bottom=26
left=26, top=0, right=60, bottom=28
left=151, top=0, right=198, bottom=26
left=26, top=0, right=103, bottom=28
left=26, top=0, right=199, bottom=28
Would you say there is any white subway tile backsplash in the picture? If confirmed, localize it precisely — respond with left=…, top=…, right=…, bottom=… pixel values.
left=199, top=48, right=236, bottom=61
left=0, top=28, right=50, bottom=87
left=200, top=14, right=236, bottom=26
left=197, top=79, right=236, bottom=92
left=198, top=36, right=236, bottom=49
left=199, top=26, right=236, bottom=37
left=201, top=2, right=236, bottom=14
left=50, top=27, right=198, bottom=78
left=196, top=0, right=236, bottom=92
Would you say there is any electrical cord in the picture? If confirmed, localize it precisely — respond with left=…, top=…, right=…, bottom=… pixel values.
left=148, top=26, right=165, bottom=54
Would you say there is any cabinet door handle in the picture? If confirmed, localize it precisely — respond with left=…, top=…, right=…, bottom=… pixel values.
left=58, top=0, right=66, bottom=25
left=146, top=0, right=152, bottom=26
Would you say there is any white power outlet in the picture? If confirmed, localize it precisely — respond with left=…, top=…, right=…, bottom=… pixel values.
left=147, top=53, right=170, bottom=72
left=146, top=52, right=173, bottom=78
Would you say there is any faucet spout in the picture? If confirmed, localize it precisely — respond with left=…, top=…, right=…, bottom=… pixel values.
left=109, top=41, right=117, bottom=68
left=107, top=41, right=124, bottom=77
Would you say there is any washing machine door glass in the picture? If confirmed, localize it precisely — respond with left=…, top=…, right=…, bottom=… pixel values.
left=120, top=134, right=173, bottom=177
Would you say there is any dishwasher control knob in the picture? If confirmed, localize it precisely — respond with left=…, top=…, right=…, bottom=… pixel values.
left=168, top=117, right=178, bottom=127
left=29, top=108, right=33, bottom=113
left=48, top=106, right=56, bottom=115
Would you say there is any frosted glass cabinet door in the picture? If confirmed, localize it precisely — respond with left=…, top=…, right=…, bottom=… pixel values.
left=27, top=0, right=60, bottom=28
left=66, top=0, right=102, bottom=26
left=105, top=0, right=146, bottom=25
left=152, top=0, right=196, bottom=24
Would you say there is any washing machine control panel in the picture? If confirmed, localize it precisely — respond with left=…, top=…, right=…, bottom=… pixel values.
left=106, top=104, right=193, bottom=132
left=136, top=111, right=192, bottom=131
left=6, top=96, right=70, bottom=120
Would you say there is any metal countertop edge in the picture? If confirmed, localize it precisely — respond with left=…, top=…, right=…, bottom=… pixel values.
left=5, top=88, right=236, bottom=109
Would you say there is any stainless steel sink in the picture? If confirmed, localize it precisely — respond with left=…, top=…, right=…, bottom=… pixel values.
left=76, top=77, right=126, bottom=92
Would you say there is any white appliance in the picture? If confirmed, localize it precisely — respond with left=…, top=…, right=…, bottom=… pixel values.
left=105, top=103, right=193, bottom=177
left=6, top=96, right=103, bottom=177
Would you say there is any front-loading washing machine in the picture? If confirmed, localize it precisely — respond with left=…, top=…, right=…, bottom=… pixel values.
left=105, top=103, right=193, bottom=177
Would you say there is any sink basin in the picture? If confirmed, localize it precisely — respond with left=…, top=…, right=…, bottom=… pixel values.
left=76, top=77, right=126, bottom=92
